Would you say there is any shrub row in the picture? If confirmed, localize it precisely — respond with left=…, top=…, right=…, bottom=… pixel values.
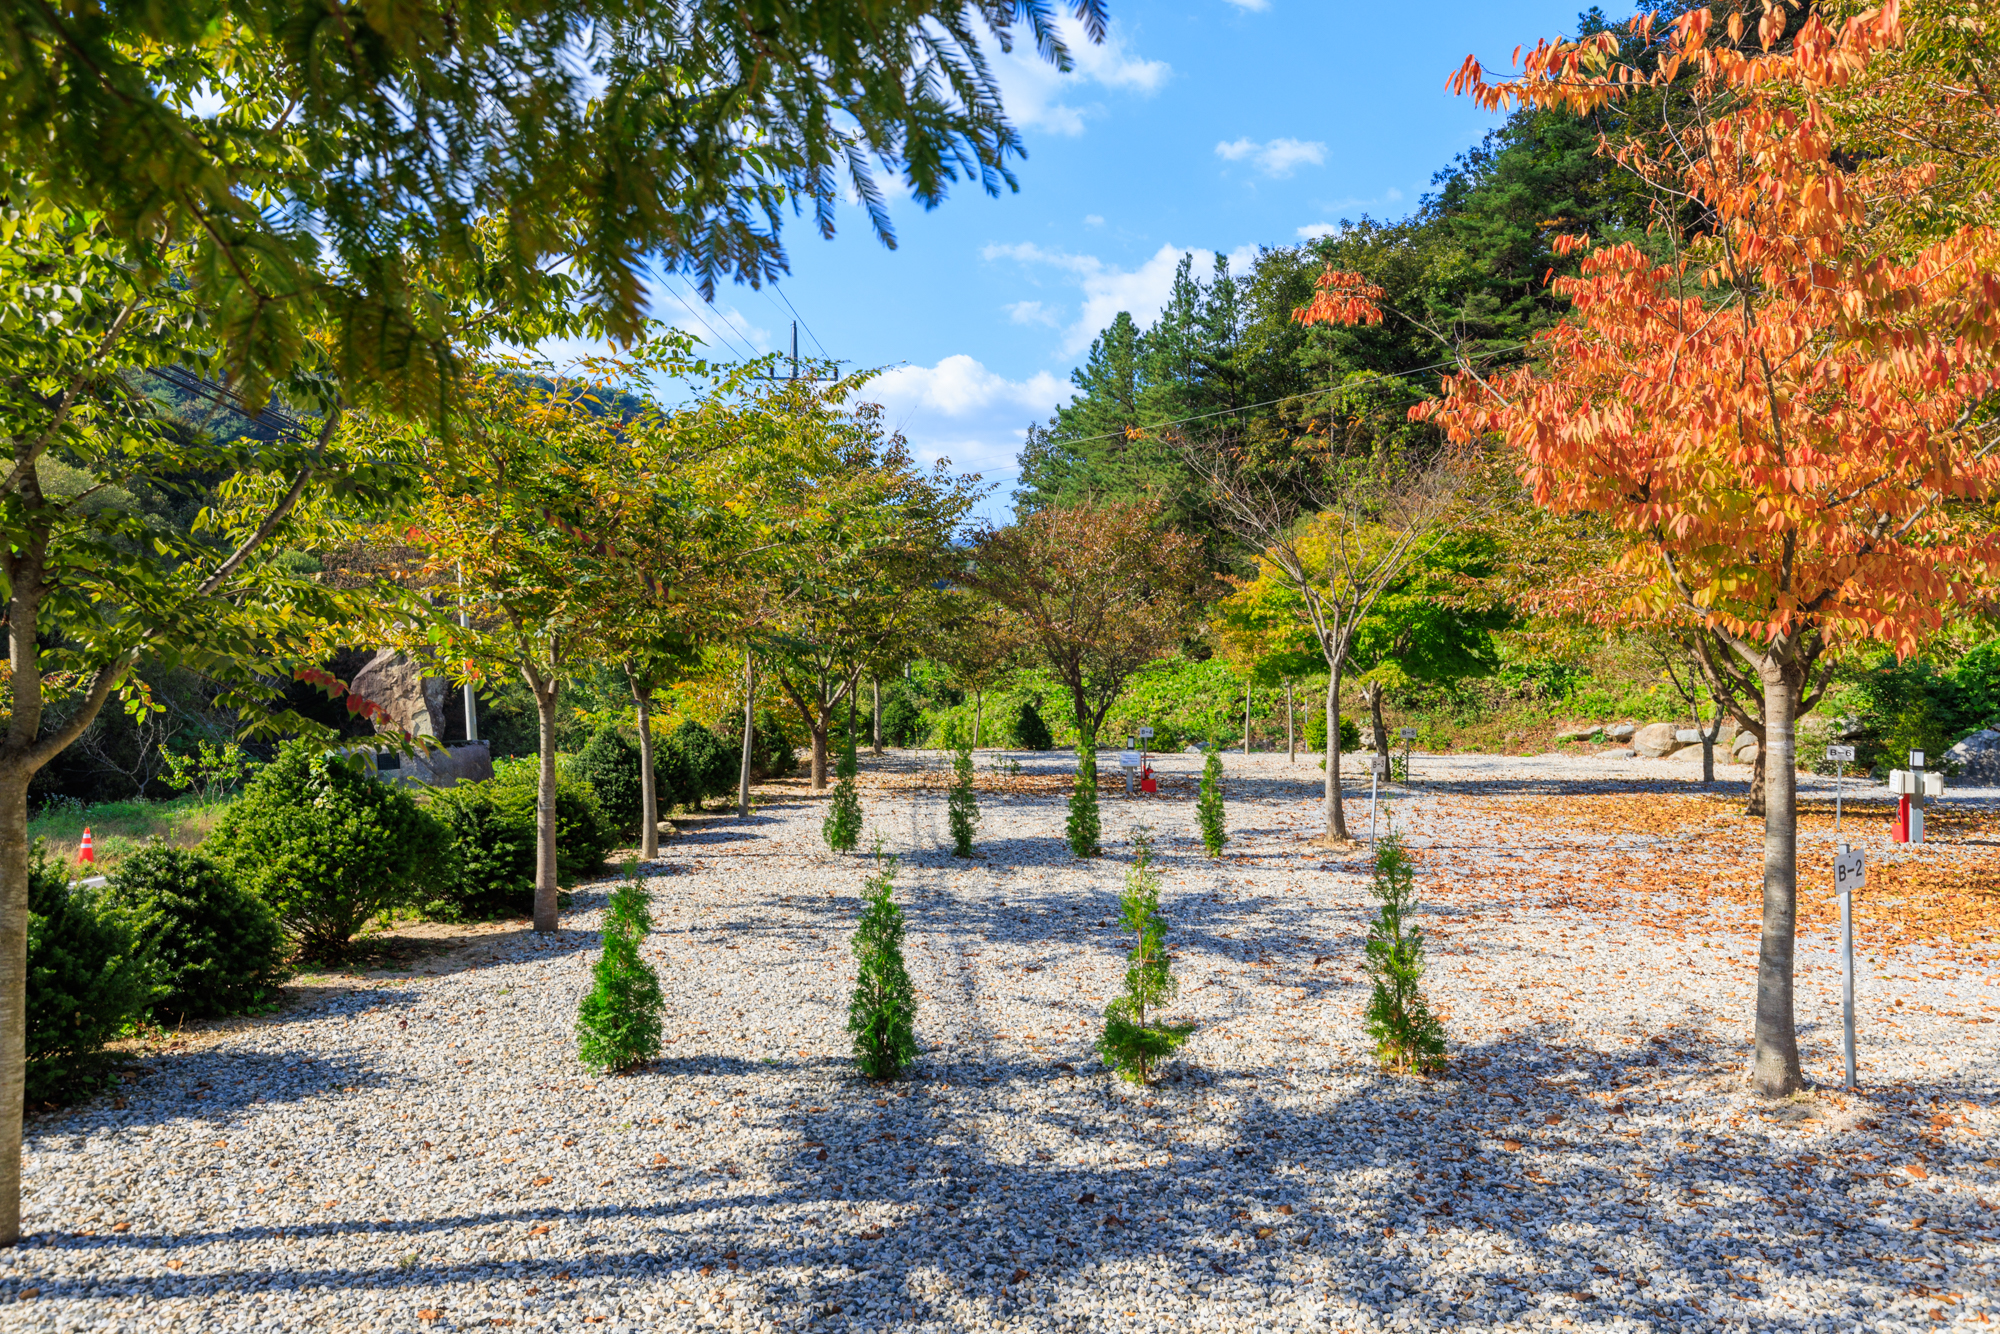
left=569, top=717, right=759, bottom=837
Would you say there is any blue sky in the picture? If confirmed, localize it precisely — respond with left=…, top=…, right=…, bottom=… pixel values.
left=587, top=0, right=1588, bottom=520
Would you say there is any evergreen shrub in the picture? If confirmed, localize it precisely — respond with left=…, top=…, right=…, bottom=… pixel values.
left=107, top=843, right=285, bottom=1018
left=424, top=761, right=613, bottom=920
left=573, top=727, right=645, bottom=834
left=208, top=740, right=449, bottom=958
left=1012, top=699, right=1054, bottom=751
left=1363, top=833, right=1446, bottom=1074
left=576, top=872, right=664, bottom=1072
left=27, top=840, right=155, bottom=1102
left=1197, top=747, right=1228, bottom=857
left=823, top=732, right=863, bottom=852
left=1066, top=730, right=1101, bottom=857
left=1098, top=830, right=1192, bottom=1083
left=879, top=685, right=923, bottom=747
left=848, top=851, right=918, bottom=1079
left=664, top=719, right=736, bottom=810
left=1304, top=710, right=1364, bottom=754
left=947, top=742, right=979, bottom=857
left=751, top=709, right=799, bottom=779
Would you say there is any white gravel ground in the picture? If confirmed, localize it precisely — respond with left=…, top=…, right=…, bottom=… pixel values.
left=4, top=748, right=1997, bottom=1333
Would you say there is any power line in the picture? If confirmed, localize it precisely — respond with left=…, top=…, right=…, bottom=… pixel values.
left=660, top=278, right=754, bottom=361
left=770, top=284, right=828, bottom=359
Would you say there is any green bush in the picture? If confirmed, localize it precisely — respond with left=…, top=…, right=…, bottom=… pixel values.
left=1363, top=834, right=1446, bottom=1074
left=1067, top=731, right=1101, bottom=858
left=664, top=719, right=736, bottom=810
left=208, top=741, right=449, bottom=958
left=1098, top=830, right=1192, bottom=1083
left=1197, top=748, right=1228, bottom=857
left=27, top=840, right=155, bottom=1103
left=573, top=727, right=646, bottom=835
left=426, top=761, right=614, bottom=920
left=823, top=734, right=863, bottom=852
left=880, top=685, right=923, bottom=747
left=106, top=843, right=285, bottom=1019
left=1304, top=709, right=1364, bottom=754
left=751, top=709, right=798, bottom=779
left=1013, top=698, right=1054, bottom=751
left=576, top=876, right=664, bottom=1073
left=948, top=742, right=979, bottom=857
left=849, top=852, right=918, bottom=1079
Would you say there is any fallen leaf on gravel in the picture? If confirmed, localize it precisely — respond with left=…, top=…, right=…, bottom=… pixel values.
left=1010, top=1269, right=1029, bottom=1284
left=1501, top=1140, right=1523, bottom=1151
left=111, top=1221, right=130, bottom=1232
left=1905, top=1164, right=1930, bottom=1179
left=1276, top=1204, right=1295, bottom=1215
left=417, top=1312, right=440, bottom=1324
left=1255, top=1227, right=1275, bottom=1239
left=1077, top=1192, right=1097, bottom=1204
left=528, top=1225, right=550, bottom=1236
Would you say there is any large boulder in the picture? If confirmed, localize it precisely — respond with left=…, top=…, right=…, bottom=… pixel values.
left=1732, top=731, right=1760, bottom=762
left=349, top=649, right=447, bottom=738
left=1949, top=728, right=2000, bottom=782
left=1633, top=722, right=1680, bottom=757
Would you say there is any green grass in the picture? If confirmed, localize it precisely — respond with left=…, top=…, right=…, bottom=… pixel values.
left=30, top=794, right=232, bottom=876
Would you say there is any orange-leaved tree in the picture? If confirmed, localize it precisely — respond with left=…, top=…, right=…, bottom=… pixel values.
left=1409, top=1, right=2000, bottom=1095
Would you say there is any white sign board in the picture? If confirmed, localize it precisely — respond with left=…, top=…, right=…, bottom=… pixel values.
left=1834, top=847, right=1865, bottom=894
left=1117, top=751, right=1142, bottom=768
left=1137, top=726, right=1154, bottom=739
left=1399, top=727, right=1418, bottom=740
left=1371, top=755, right=1390, bottom=778
left=1827, top=744, right=1856, bottom=763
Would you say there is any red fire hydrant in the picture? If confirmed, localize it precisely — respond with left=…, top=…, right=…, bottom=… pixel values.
left=1139, top=765, right=1157, bottom=795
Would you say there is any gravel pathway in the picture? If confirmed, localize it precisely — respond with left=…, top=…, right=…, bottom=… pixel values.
left=5, top=749, right=1997, bottom=1333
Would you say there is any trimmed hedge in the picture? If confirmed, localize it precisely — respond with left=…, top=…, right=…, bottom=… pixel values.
left=107, top=843, right=286, bottom=1018
left=425, top=760, right=614, bottom=920
left=27, top=840, right=154, bottom=1103
left=208, top=741, right=449, bottom=959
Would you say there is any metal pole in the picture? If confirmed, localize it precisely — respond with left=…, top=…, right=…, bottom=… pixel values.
left=1834, top=759, right=1844, bottom=838
left=1840, top=840, right=1856, bottom=1091
left=458, top=566, right=478, bottom=743
left=1369, top=765, right=1380, bottom=842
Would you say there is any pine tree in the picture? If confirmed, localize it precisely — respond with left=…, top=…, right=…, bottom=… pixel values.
left=1362, top=834, right=1446, bottom=1074
left=1067, top=727, right=1102, bottom=858
left=849, top=850, right=918, bottom=1079
left=577, top=873, right=665, bottom=1073
left=947, top=741, right=979, bottom=857
left=823, top=729, right=863, bottom=852
left=1098, top=830, right=1193, bottom=1083
left=1197, top=745, right=1229, bottom=857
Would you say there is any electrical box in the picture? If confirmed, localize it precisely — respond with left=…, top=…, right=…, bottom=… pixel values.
left=1889, top=769, right=1914, bottom=795
left=1923, top=771, right=1946, bottom=798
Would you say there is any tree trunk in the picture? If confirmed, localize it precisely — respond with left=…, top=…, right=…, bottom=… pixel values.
left=738, top=650, right=755, bottom=820
left=1285, top=680, right=1295, bottom=763
left=527, top=668, right=562, bottom=933
left=1323, top=669, right=1348, bottom=840
left=0, top=771, right=29, bottom=1247
left=1363, top=682, right=1390, bottom=760
left=1243, top=680, right=1252, bottom=755
left=810, top=719, right=829, bottom=789
left=872, top=677, right=883, bottom=755
left=1746, top=746, right=1767, bottom=818
left=634, top=685, right=659, bottom=860
left=1752, top=660, right=1803, bottom=1096
left=1699, top=712, right=1724, bottom=786
left=974, top=689, right=982, bottom=751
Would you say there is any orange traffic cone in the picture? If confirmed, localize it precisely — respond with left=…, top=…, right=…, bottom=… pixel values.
left=78, top=827, right=93, bottom=865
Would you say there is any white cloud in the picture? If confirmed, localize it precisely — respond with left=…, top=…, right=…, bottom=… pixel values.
left=984, top=241, right=1246, bottom=355
left=1215, top=136, right=1327, bottom=178
left=863, top=356, right=1071, bottom=500
left=1296, top=222, right=1338, bottom=240
left=1006, top=300, right=1059, bottom=327
left=995, top=18, right=1170, bottom=137
left=1083, top=214, right=1105, bottom=227
left=1297, top=188, right=1413, bottom=238
left=1222, top=0, right=1270, bottom=9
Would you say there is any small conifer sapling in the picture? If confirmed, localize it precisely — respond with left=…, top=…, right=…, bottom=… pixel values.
left=1098, top=830, right=1193, bottom=1082
left=1363, top=833, right=1446, bottom=1074
left=1066, top=727, right=1102, bottom=858
left=849, top=848, right=918, bottom=1079
left=823, top=730, right=863, bottom=852
left=576, top=870, right=665, bottom=1073
left=1197, top=744, right=1229, bottom=857
left=947, top=740, right=979, bottom=857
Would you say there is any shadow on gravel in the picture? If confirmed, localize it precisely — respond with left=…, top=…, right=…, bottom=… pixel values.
left=102, top=1047, right=396, bottom=1127
left=25, top=1033, right=1979, bottom=1333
